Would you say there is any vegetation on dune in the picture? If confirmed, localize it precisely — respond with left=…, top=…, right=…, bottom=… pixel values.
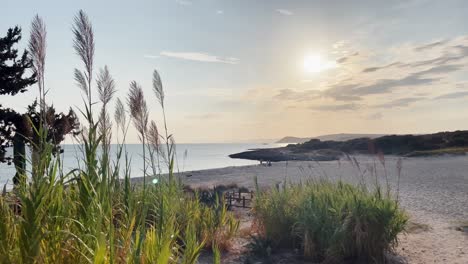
left=0, top=10, right=238, bottom=263
left=293, top=130, right=468, bottom=155
left=252, top=176, right=407, bottom=263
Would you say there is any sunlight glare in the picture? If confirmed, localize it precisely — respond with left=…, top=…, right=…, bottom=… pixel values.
left=303, top=54, right=336, bottom=73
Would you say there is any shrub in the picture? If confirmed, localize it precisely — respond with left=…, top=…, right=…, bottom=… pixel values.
left=253, top=180, right=407, bottom=263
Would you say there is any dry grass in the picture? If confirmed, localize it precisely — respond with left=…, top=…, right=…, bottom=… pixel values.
left=406, top=221, right=431, bottom=234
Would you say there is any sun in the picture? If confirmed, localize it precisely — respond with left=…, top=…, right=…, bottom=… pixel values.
left=303, top=54, right=336, bottom=73
left=304, top=54, right=323, bottom=73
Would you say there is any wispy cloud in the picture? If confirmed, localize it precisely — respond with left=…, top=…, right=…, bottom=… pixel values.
left=323, top=36, right=468, bottom=103
left=376, top=97, right=425, bottom=108
left=274, top=89, right=320, bottom=102
left=160, top=51, right=239, bottom=64
left=276, top=9, right=293, bottom=16
left=186, top=113, right=220, bottom=119
left=310, top=103, right=359, bottom=111
left=144, top=54, right=160, bottom=59
left=176, top=0, right=192, bottom=6
left=336, top=52, right=359, bottom=64
left=434, top=91, right=468, bottom=100
left=414, top=39, right=448, bottom=52
left=216, top=10, right=224, bottom=15
left=367, top=112, right=383, bottom=120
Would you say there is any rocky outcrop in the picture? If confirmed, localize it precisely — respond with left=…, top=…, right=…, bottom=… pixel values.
left=229, top=147, right=342, bottom=162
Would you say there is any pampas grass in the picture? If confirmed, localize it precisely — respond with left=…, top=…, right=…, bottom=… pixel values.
left=114, top=97, right=127, bottom=139
left=97, top=66, right=116, bottom=153
left=127, top=81, right=149, bottom=189
left=28, top=15, right=47, bottom=117
left=73, top=9, right=95, bottom=115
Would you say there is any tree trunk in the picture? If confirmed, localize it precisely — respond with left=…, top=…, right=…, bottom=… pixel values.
left=12, top=134, right=26, bottom=185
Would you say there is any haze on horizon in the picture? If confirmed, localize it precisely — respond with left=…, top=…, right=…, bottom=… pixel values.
left=2, top=0, right=468, bottom=143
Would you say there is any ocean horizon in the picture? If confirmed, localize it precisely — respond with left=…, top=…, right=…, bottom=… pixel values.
left=0, top=143, right=285, bottom=187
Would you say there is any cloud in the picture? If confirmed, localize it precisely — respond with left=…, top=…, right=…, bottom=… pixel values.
left=323, top=38, right=468, bottom=102
left=274, top=89, right=320, bottom=102
left=367, top=112, right=383, bottom=120
left=336, top=52, right=359, bottom=64
left=414, top=40, right=448, bottom=52
left=186, top=113, right=220, bottom=119
left=144, top=54, right=160, bottom=59
left=362, top=42, right=468, bottom=73
left=376, top=97, right=425, bottom=108
left=415, top=64, right=462, bottom=76
left=434, top=91, right=468, bottom=100
left=176, top=0, right=192, bottom=5
left=216, top=10, right=224, bottom=15
left=160, top=51, right=239, bottom=64
left=310, top=103, right=359, bottom=111
left=276, top=9, right=293, bottom=16
left=362, top=62, right=402, bottom=73
left=324, top=74, right=440, bottom=101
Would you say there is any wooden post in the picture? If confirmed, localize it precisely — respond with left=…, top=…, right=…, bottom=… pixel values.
left=229, top=194, right=232, bottom=206
left=242, top=196, right=246, bottom=208
left=238, top=189, right=241, bottom=200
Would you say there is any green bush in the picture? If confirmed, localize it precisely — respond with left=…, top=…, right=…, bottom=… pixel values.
left=253, top=181, right=407, bottom=263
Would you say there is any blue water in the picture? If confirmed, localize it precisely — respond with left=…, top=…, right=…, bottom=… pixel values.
left=0, top=143, right=283, bottom=187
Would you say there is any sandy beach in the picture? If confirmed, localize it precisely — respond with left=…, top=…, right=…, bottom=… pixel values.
left=138, top=155, right=468, bottom=263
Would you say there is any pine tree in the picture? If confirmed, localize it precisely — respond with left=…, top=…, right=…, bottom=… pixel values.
left=0, top=26, right=80, bottom=185
left=0, top=26, right=36, bottom=169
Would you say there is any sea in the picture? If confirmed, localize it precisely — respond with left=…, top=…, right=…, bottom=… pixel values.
left=0, top=143, right=284, bottom=187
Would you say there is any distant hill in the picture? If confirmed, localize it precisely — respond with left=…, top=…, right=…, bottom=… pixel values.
left=232, top=130, right=468, bottom=162
left=276, top=136, right=312, bottom=144
left=276, top=133, right=386, bottom=144
left=293, top=130, right=468, bottom=156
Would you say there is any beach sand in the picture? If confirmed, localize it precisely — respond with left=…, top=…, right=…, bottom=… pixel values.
left=136, top=155, right=468, bottom=263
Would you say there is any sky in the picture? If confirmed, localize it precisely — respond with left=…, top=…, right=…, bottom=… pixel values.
left=2, top=0, right=468, bottom=143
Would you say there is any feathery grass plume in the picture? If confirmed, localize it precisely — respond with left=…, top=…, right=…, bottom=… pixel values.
left=74, top=69, right=88, bottom=98
left=97, top=66, right=116, bottom=106
left=147, top=120, right=164, bottom=176
left=152, top=70, right=164, bottom=107
left=28, top=15, right=49, bottom=176
left=97, top=66, right=115, bottom=181
left=72, top=10, right=95, bottom=113
left=114, top=97, right=127, bottom=138
left=147, top=121, right=160, bottom=148
left=28, top=15, right=47, bottom=118
left=97, top=66, right=116, bottom=149
left=152, top=69, right=173, bottom=176
left=127, top=81, right=149, bottom=186
left=128, top=81, right=149, bottom=138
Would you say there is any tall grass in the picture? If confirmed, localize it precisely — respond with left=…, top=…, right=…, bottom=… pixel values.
left=0, top=10, right=238, bottom=263
left=253, top=178, right=407, bottom=263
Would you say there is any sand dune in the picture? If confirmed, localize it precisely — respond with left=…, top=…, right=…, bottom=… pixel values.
left=136, top=155, right=468, bottom=263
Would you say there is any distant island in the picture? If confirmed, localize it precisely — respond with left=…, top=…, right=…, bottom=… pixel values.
left=232, top=130, right=468, bottom=162
left=276, top=133, right=386, bottom=143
